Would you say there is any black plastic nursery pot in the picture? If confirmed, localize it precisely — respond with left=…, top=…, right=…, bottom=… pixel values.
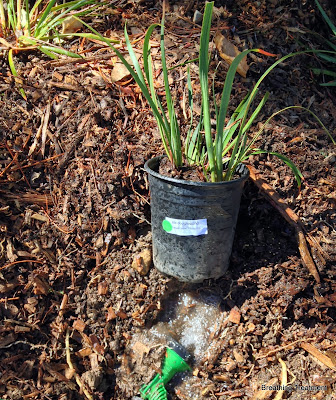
left=144, top=156, right=250, bottom=282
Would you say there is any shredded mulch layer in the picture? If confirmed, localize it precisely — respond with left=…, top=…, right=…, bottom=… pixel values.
left=0, top=1, right=335, bottom=399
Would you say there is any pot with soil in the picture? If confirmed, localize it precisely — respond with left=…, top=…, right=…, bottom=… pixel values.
left=145, top=156, right=249, bottom=282
left=108, top=2, right=306, bottom=281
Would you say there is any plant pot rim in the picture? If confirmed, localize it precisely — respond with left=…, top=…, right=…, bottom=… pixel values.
left=144, top=156, right=250, bottom=187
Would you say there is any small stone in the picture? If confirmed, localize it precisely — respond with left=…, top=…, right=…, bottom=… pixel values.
left=131, top=248, right=152, bottom=276
left=193, top=10, right=203, bottom=24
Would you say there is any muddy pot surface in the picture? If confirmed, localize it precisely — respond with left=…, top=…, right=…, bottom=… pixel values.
left=144, top=157, right=249, bottom=282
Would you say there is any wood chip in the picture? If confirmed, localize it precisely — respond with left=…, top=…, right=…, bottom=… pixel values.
left=106, top=306, right=116, bottom=321
left=89, top=334, right=105, bottom=355
left=301, top=342, right=336, bottom=370
left=52, top=71, right=63, bottom=82
left=132, top=341, right=150, bottom=359
left=213, top=374, right=231, bottom=382
left=73, top=319, right=86, bottom=333
left=14, top=325, right=31, bottom=333
left=252, top=377, right=278, bottom=400
left=65, top=367, right=76, bottom=379
left=31, top=213, right=49, bottom=222
left=76, top=347, right=92, bottom=358
left=98, top=281, right=108, bottom=295
left=228, top=307, right=241, bottom=324
left=225, top=357, right=237, bottom=372
left=233, top=350, right=244, bottom=363
left=246, top=322, right=256, bottom=332
left=33, top=276, right=50, bottom=295
left=89, top=353, right=100, bottom=370
left=116, top=310, right=128, bottom=319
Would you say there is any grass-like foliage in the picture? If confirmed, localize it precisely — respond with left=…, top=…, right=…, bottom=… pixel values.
left=0, top=0, right=117, bottom=98
left=311, top=0, right=336, bottom=86
left=81, top=2, right=334, bottom=184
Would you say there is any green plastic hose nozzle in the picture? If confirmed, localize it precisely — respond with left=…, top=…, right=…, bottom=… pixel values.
left=140, top=347, right=191, bottom=400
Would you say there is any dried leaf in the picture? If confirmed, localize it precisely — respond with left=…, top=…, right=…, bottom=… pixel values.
left=62, top=16, right=83, bottom=34
left=111, top=54, right=140, bottom=82
left=214, top=32, right=249, bottom=78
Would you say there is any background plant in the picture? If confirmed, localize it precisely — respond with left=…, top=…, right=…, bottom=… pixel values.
left=0, top=0, right=116, bottom=98
left=309, top=0, right=336, bottom=86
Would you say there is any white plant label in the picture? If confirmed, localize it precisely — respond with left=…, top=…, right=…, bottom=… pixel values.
left=162, top=217, right=208, bottom=236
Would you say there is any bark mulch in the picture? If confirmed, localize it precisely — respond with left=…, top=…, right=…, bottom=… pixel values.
left=0, top=1, right=335, bottom=399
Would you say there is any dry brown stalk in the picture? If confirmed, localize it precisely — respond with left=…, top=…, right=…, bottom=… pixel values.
left=247, top=165, right=321, bottom=284
left=0, top=297, right=20, bottom=302
left=65, top=328, right=93, bottom=400
left=255, top=338, right=316, bottom=359
left=42, top=209, right=75, bottom=234
left=274, top=358, right=287, bottom=400
left=5, top=141, right=31, bottom=188
left=0, top=259, right=44, bottom=272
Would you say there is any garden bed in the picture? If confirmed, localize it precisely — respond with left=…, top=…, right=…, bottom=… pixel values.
left=0, top=1, right=335, bottom=399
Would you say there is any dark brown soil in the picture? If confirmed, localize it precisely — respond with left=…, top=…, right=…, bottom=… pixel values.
left=158, top=157, right=207, bottom=181
left=158, top=156, right=245, bottom=182
left=0, top=1, right=335, bottom=399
